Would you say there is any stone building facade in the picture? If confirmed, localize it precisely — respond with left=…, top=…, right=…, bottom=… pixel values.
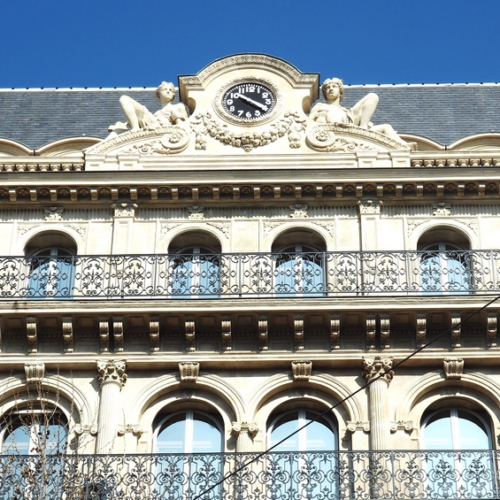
left=1, top=54, right=500, bottom=498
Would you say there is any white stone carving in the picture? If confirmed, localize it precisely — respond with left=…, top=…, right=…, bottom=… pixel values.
left=116, top=82, right=188, bottom=131
left=113, top=203, right=137, bottom=217
left=44, top=206, right=64, bottom=221
left=187, top=206, right=204, bottom=219
left=179, top=362, right=200, bottom=382
left=432, top=202, right=451, bottom=216
left=190, top=111, right=306, bottom=152
left=407, top=220, right=426, bottom=237
left=160, top=223, right=181, bottom=240
left=363, top=356, right=394, bottom=385
left=263, top=221, right=284, bottom=237
left=290, top=204, right=308, bottom=218
left=97, top=360, right=127, bottom=388
left=443, top=357, right=464, bottom=379
left=291, top=360, right=312, bottom=381
left=124, top=127, right=190, bottom=155
left=312, top=221, right=335, bottom=237
left=207, top=222, right=230, bottom=238
left=310, top=78, right=405, bottom=144
left=25, top=362, right=45, bottom=385
left=358, top=200, right=383, bottom=214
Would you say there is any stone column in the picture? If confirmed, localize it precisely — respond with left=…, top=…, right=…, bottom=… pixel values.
left=231, top=422, right=259, bottom=452
left=96, top=360, right=127, bottom=453
left=362, top=356, right=394, bottom=451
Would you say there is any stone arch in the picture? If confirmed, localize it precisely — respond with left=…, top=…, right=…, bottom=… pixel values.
left=15, top=225, right=84, bottom=256
left=36, top=137, right=101, bottom=157
left=0, top=138, right=33, bottom=156
left=161, top=225, right=227, bottom=253
left=409, top=220, right=476, bottom=251
left=264, top=223, right=331, bottom=252
left=448, top=133, right=500, bottom=151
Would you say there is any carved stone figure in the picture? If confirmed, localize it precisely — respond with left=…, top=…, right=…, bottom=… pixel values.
left=119, top=81, right=189, bottom=131
left=310, top=78, right=401, bottom=142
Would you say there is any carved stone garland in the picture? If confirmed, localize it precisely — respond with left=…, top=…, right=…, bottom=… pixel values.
left=190, top=111, right=307, bottom=152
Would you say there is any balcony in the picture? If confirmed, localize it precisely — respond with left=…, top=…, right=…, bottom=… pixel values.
left=0, top=249, right=498, bottom=300
left=0, top=450, right=498, bottom=499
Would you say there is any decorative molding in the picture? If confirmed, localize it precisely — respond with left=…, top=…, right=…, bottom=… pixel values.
left=390, top=421, right=414, bottom=434
left=112, top=202, right=137, bottom=217
left=26, top=316, right=37, bottom=354
left=291, top=360, right=312, bottom=381
left=99, top=316, right=110, bottom=353
left=443, top=357, right=464, bottom=379
left=113, top=316, right=124, bottom=353
left=149, top=316, right=160, bottom=353
left=365, top=313, right=377, bottom=350
left=123, top=127, right=190, bottom=156
left=160, top=223, right=181, bottom=240
left=330, top=313, right=340, bottom=350
left=44, top=206, right=64, bottom=221
left=179, top=362, right=200, bottom=383
left=67, top=224, right=87, bottom=239
left=74, top=424, right=98, bottom=436
left=289, top=203, right=308, bottom=218
left=358, top=200, right=383, bottom=215
left=97, top=360, right=127, bottom=388
left=231, top=421, right=259, bottom=439
left=187, top=205, right=204, bottom=219
left=456, top=219, right=478, bottom=235
left=407, top=220, right=426, bottom=237
left=62, top=316, right=73, bottom=353
left=190, top=111, right=306, bottom=152
left=294, top=314, right=304, bottom=351
left=312, top=221, right=335, bottom=237
left=416, top=312, right=427, bottom=347
left=432, top=202, right=451, bottom=216
left=25, top=362, right=45, bottom=385
left=346, top=421, right=370, bottom=433
left=487, top=311, right=497, bottom=348
left=263, top=221, right=284, bottom=237
left=451, top=312, right=461, bottom=348
left=207, top=222, right=230, bottom=238
left=363, top=356, right=394, bottom=386
left=185, top=315, right=195, bottom=353
left=380, top=313, right=390, bottom=349
left=117, top=424, right=143, bottom=438
left=258, top=314, right=268, bottom=351
left=18, top=224, right=38, bottom=237
left=222, top=315, right=232, bottom=351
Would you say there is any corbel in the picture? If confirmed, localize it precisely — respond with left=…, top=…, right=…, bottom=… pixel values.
left=171, top=187, right=178, bottom=200
left=437, top=183, right=444, bottom=196
left=113, top=316, right=124, bottom=353
left=253, top=186, right=260, bottom=199
left=294, top=314, right=304, bottom=351
left=99, top=316, right=110, bottom=353
left=273, top=186, right=281, bottom=199
left=212, top=187, right=219, bottom=200
left=150, top=187, right=158, bottom=200
left=30, top=188, right=37, bottom=202
left=25, top=362, right=45, bottom=385
left=50, top=188, right=57, bottom=202
left=9, top=188, right=16, bottom=202
left=70, top=188, right=77, bottom=201
left=111, top=187, right=119, bottom=201
left=396, top=184, right=403, bottom=197
left=330, top=313, right=340, bottom=350
left=416, top=312, right=427, bottom=347
left=291, top=360, right=312, bottom=381
left=458, top=183, right=465, bottom=196
left=294, top=185, right=302, bottom=199
left=91, top=188, right=98, bottom=201
left=335, top=185, right=343, bottom=198
left=0, top=319, right=2, bottom=353
left=258, top=314, right=268, bottom=351
left=315, top=185, right=323, bottom=198
left=376, top=184, right=384, bottom=197
left=149, top=316, right=160, bottom=353
left=365, top=313, right=376, bottom=350
left=185, top=315, right=195, bottom=353
left=450, top=312, right=461, bottom=348
left=356, top=184, right=363, bottom=198
left=62, top=315, right=74, bottom=353
left=416, top=183, right=423, bottom=197
left=443, top=357, right=464, bottom=379
left=130, top=187, right=138, bottom=200
left=487, top=311, right=497, bottom=348
left=26, top=316, right=37, bottom=354
left=479, top=183, right=485, bottom=196
left=222, top=315, right=232, bottom=351
left=380, top=313, right=390, bottom=349
left=232, top=186, right=240, bottom=200
left=179, top=361, right=199, bottom=382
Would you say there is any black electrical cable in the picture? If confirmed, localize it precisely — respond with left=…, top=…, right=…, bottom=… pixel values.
left=193, top=293, right=500, bottom=500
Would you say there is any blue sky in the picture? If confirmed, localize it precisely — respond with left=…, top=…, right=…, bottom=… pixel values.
left=1, top=1, right=500, bottom=88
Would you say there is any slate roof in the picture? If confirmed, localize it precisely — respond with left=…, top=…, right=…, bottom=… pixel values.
left=0, top=84, right=499, bottom=149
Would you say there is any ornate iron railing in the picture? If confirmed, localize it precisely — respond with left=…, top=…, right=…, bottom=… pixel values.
left=0, top=450, right=498, bottom=499
left=0, top=249, right=499, bottom=299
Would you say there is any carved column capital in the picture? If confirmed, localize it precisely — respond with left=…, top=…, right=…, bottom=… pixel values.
left=231, top=421, right=259, bottom=438
left=97, top=360, right=127, bottom=389
left=363, top=356, right=394, bottom=385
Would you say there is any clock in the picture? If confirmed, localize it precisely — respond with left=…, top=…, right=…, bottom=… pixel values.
left=221, top=83, right=276, bottom=122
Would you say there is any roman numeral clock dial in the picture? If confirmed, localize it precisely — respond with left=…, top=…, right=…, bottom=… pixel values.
left=222, top=83, right=276, bottom=122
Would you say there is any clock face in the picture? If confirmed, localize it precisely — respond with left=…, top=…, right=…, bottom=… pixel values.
left=222, top=83, right=276, bottom=121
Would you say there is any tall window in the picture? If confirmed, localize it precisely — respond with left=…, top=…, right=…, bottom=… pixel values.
left=421, top=408, right=495, bottom=499
left=272, top=230, right=326, bottom=297
left=268, top=408, right=338, bottom=499
left=25, top=232, right=77, bottom=299
left=418, top=228, right=471, bottom=294
left=154, top=410, right=223, bottom=498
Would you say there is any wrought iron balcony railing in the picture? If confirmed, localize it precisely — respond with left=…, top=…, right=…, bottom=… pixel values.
left=0, top=249, right=499, bottom=299
left=0, top=450, right=498, bottom=500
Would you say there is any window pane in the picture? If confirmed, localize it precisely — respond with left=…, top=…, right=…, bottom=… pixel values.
left=192, top=417, right=222, bottom=453
left=422, top=413, right=454, bottom=450
left=157, top=419, right=186, bottom=453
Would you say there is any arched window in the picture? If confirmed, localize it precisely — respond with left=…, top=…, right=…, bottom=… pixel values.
left=25, top=232, right=77, bottom=298
left=272, top=230, right=326, bottom=296
left=421, top=407, right=495, bottom=498
left=168, top=233, right=222, bottom=298
left=154, top=409, right=223, bottom=498
left=267, top=408, right=338, bottom=498
left=418, top=228, right=471, bottom=294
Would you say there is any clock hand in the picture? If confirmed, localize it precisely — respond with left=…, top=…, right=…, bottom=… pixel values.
left=237, top=93, right=269, bottom=112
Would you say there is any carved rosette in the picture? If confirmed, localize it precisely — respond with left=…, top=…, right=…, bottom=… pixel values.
left=362, top=356, right=394, bottom=386
left=97, top=360, right=127, bottom=388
